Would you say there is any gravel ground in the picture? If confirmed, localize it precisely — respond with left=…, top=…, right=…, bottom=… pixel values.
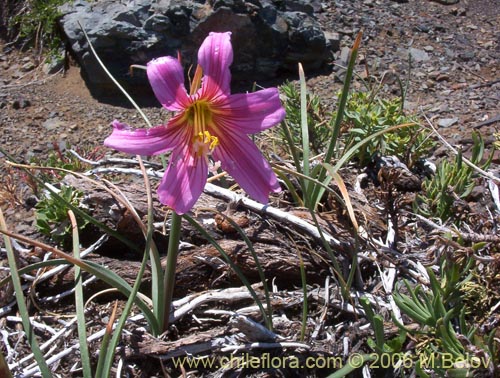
left=0, top=0, right=498, bottom=164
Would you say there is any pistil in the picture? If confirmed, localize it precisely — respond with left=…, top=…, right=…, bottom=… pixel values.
left=187, top=100, right=219, bottom=157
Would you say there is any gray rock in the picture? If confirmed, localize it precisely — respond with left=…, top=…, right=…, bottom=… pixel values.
left=21, top=62, right=36, bottom=72
left=43, top=58, right=65, bottom=75
left=58, top=0, right=335, bottom=95
left=437, top=117, right=459, bottom=128
left=408, top=47, right=430, bottom=62
left=42, top=117, right=66, bottom=131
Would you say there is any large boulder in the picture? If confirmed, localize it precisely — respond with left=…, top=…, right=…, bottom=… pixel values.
left=58, top=0, right=334, bottom=96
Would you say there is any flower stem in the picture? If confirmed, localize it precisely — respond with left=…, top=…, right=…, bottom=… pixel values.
left=162, top=211, right=183, bottom=332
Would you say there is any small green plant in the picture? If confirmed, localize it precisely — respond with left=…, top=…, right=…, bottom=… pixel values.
left=392, top=254, right=496, bottom=378
left=339, top=91, right=434, bottom=167
left=414, top=131, right=492, bottom=223
left=10, top=0, right=69, bottom=58
left=360, top=297, right=406, bottom=356
left=30, top=143, right=103, bottom=185
left=35, top=184, right=90, bottom=246
left=280, top=81, right=331, bottom=155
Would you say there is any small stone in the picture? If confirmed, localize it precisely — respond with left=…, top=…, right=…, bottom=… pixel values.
left=445, top=48, right=456, bottom=58
left=11, top=71, right=22, bottom=79
left=468, top=185, right=486, bottom=201
left=409, top=47, right=430, bottom=62
left=21, top=62, right=36, bottom=72
left=43, top=60, right=64, bottom=75
left=12, top=99, right=31, bottom=109
left=437, top=118, right=459, bottom=128
left=42, top=117, right=65, bottom=131
left=436, top=73, right=450, bottom=82
left=339, top=46, right=351, bottom=64
left=32, top=145, right=45, bottom=153
left=458, top=51, right=475, bottom=61
left=415, top=24, right=431, bottom=33
left=481, top=40, right=494, bottom=49
left=423, top=45, right=434, bottom=52
left=324, top=31, right=340, bottom=52
left=450, top=7, right=466, bottom=16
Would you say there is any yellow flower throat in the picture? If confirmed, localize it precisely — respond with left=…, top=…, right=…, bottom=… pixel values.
left=186, top=100, right=219, bottom=157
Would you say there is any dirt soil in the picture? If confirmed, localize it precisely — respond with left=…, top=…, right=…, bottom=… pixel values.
left=0, top=0, right=499, bottom=377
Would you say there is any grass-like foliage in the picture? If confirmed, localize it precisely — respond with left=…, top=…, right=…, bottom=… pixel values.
left=10, top=0, right=68, bottom=58
left=280, top=80, right=331, bottom=155
left=414, top=131, right=492, bottom=224
left=392, top=253, right=495, bottom=377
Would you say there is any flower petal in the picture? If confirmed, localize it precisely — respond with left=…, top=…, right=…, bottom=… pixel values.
left=213, top=132, right=280, bottom=204
left=213, top=88, right=286, bottom=134
left=198, top=32, right=233, bottom=97
left=157, top=145, right=208, bottom=214
left=104, top=119, right=185, bottom=156
left=147, top=56, right=189, bottom=111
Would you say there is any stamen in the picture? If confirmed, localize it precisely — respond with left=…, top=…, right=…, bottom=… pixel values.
left=190, top=65, right=203, bottom=96
left=192, top=131, right=219, bottom=157
left=186, top=100, right=218, bottom=157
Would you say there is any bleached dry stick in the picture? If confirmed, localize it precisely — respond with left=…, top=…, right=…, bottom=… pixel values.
left=0, top=235, right=108, bottom=315
left=1, top=329, right=15, bottom=363
left=69, top=150, right=163, bottom=169
left=7, top=316, right=78, bottom=373
left=423, top=115, right=500, bottom=183
left=16, top=313, right=144, bottom=377
left=203, top=182, right=344, bottom=248
left=219, top=341, right=310, bottom=353
left=172, top=287, right=256, bottom=322
left=87, top=166, right=345, bottom=248
left=39, top=275, right=98, bottom=303
left=35, top=233, right=108, bottom=284
left=5, top=316, right=57, bottom=335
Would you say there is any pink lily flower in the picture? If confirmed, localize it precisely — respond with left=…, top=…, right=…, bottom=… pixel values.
left=104, top=32, right=285, bottom=214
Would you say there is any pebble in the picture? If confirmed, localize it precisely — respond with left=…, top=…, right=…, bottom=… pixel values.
left=11, top=71, right=22, bottom=79
left=415, top=24, right=431, bottom=33
left=409, top=47, right=430, bottom=62
left=437, top=118, right=459, bottom=128
left=458, top=51, right=475, bottom=61
left=42, top=117, right=65, bottom=131
left=21, top=62, right=36, bottom=72
left=12, top=99, right=31, bottom=109
left=43, top=59, right=64, bottom=75
left=450, top=7, right=466, bottom=16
